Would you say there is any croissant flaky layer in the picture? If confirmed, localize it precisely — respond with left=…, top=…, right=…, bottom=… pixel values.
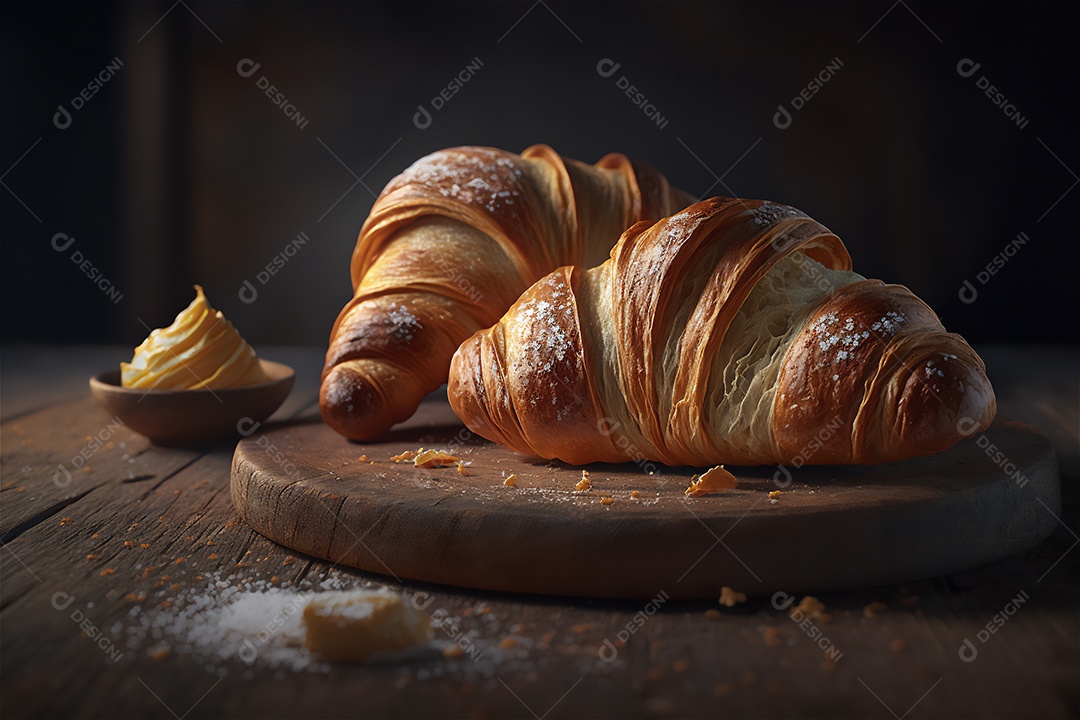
left=321, top=145, right=692, bottom=440
left=448, top=197, right=996, bottom=466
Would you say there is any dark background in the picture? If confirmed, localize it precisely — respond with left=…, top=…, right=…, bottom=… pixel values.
left=2, top=1, right=1077, bottom=348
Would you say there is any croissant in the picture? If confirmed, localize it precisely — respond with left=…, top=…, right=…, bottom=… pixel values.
left=448, top=197, right=997, bottom=466
left=321, top=145, right=692, bottom=440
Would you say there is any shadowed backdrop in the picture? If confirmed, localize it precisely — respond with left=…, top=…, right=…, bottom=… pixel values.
left=2, top=1, right=1077, bottom=349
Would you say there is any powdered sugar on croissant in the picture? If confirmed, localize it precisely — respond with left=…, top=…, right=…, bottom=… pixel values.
left=448, top=197, right=996, bottom=466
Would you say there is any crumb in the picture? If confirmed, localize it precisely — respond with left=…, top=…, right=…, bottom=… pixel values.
left=719, top=586, right=747, bottom=607
left=443, top=644, right=465, bottom=658
left=820, top=657, right=838, bottom=672
left=85, top=554, right=97, bottom=561
left=457, top=462, right=468, bottom=477
left=499, top=637, right=517, bottom=649
left=504, top=473, right=517, bottom=488
left=282, top=557, right=295, bottom=565
left=303, top=590, right=431, bottom=662
left=148, top=644, right=171, bottom=660
left=685, top=465, right=737, bottom=497
left=890, top=638, right=907, bottom=652
left=791, top=596, right=830, bottom=622
left=600, top=496, right=614, bottom=505
left=768, top=490, right=781, bottom=499
left=630, top=490, right=640, bottom=498
left=140, top=543, right=150, bottom=549
left=575, top=470, right=591, bottom=491
left=208, top=553, right=218, bottom=559
left=704, top=608, right=722, bottom=620
left=864, top=601, right=887, bottom=619
left=358, top=454, right=367, bottom=462
left=99, top=568, right=114, bottom=576
left=413, top=449, right=460, bottom=468
left=270, top=576, right=280, bottom=585
left=646, top=667, right=665, bottom=683
left=390, top=449, right=420, bottom=463
left=673, top=659, right=690, bottom=673
left=761, top=626, right=782, bottom=646
left=175, top=558, right=186, bottom=565
left=571, top=624, right=591, bottom=634
left=59, top=517, right=71, bottom=527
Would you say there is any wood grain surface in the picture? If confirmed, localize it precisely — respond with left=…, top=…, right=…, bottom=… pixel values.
left=1, top=345, right=1077, bottom=719
left=232, top=408, right=1060, bottom=600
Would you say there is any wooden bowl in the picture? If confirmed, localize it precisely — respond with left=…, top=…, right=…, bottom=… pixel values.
left=89, top=360, right=295, bottom=447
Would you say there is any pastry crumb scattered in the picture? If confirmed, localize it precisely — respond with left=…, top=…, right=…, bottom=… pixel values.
left=630, top=490, right=640, bottom=499
left=761, top=626, right=783, bottom=646
left=413, top=449, right=460, bottom=468
left=864, top=601, right=887, bottom=619
left=457, top=462, right=468, bottom=477
left=685, top=465, right=737, bottom=497
left=390, top=449, right=419, bottom=463
left=148, top=644, right=172, bottom=660
left=503, top=473, right=517, bottom=488
left=303, top=590, right=431, bottom=663
left=719, top=586, right=747, bottom=607
left=768, top=490, right=781, bottom=499
left=704, top=608, right=722, bottom=620
left=600, top=496, right=614, bottom=505
left=791, top=596, right=830, bottom=623
left=575, top=470, right=591, bottom=491
left=358, top=454, right=367, bottom=462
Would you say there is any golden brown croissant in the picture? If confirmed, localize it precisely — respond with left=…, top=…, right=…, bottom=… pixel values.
left=321, top=145, right=692, bottom=440
left=448, top=197, right=997, bottom=466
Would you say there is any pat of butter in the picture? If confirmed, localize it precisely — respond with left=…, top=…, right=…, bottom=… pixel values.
left=121, top=285, right=267, bottom=389
left=302, top=590, right=431, bottom=663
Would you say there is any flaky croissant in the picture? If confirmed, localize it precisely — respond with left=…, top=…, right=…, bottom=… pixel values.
left=321, top=145, right=692, bottom=440
left=448, top=197, right=996, bottom=466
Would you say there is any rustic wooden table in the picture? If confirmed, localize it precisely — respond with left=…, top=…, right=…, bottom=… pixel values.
left=2, top=345, right=1077, bottom=719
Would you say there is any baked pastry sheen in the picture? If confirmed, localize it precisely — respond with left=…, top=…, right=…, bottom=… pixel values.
left=321, top=145, right=691, bottom=440
left=448, top=197, right=996, bottom=466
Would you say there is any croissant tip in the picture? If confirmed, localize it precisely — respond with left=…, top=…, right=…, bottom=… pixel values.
left=319, top=365, right=392, bottom=442
left=893, top=350, right=997, bottom=458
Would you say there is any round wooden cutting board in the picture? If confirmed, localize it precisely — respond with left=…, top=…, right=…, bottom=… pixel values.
left=231, top=397, right=1060, bottom=600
